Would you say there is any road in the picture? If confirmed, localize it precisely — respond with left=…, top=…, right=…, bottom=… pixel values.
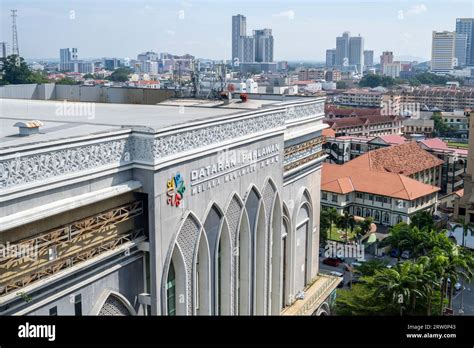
left=452, top=277, right=474, bottom=315
left=318, top=248, right=398, bottom=288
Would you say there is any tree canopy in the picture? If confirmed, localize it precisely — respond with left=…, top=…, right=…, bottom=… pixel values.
left=0, top=55, right=49, bottom=85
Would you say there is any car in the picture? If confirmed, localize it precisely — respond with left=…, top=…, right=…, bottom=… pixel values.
left=390, top=248, right=400, bottom=258
left=329, top=271, right=344, bottom=277
left=386, top=264, right=393, bottom=269
left=454, top=282, right=462, bottom=291
left=323, top=257, right=341, bottom=267
left=401, top=251, right=411, bottom=259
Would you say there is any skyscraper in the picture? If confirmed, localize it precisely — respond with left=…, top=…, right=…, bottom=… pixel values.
left=240, top=36, right=255, bottom=63
left=326, top=49, right=336, bottom=67
left=349, top=36, right=364, bottom=73
left=335, top=31, right=350, bottom=66
left=380, top=51, right=394, bottom=74
left=456, top=18, right=474, bottom=66
left=232, top=14, right=246, bottom=62
left=455, top=33, right=468, bottom=67
left=431, top=31, right=456, bottom=74
left=0, top=42, right=9, bottom=59
left=253, top=29, right=274, bottom=62
left=60, top=48, right=72, bottom=71
left=363, top=50, right=374, bottom=68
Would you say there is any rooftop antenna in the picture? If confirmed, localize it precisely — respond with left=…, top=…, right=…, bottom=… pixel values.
left=11, top=10, right=19, bottom=56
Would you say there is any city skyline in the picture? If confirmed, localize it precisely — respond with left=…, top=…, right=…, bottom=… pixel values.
left=1, top=0, right=473, bottom=61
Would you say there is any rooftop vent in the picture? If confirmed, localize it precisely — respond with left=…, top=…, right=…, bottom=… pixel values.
left=14, top=120, right=44, bottom=136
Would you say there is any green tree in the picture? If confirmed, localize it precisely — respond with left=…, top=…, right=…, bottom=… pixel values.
left=354, top=259, right=388, bottom=277
left=56, top=77, right=79, bottom=85
left=336, top=81, right=347, bottom=89
left=108, top=67, right=132, bottom=82
left=0, top=55, right=48, bottom=85
left=431, top=114, right=454, bottom=136
left=83, top=73, right=94, bottom=79
left=319, top=209, right=331, bottom=246
left=410, top=211, right=435, bottom=231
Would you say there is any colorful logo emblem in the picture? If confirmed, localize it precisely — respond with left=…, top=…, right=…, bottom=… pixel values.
left=167, top=173, right=185, bottom=207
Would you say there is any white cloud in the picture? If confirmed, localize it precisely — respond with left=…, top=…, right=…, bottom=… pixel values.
left=272, top=10, right=295, bottom=20
left=406, top=4, right=427, bottom=16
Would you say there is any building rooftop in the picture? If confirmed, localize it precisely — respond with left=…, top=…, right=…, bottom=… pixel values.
left=348, top=142, right=444, bottom=176
left=325, top=105, right=382, bottom=117
left=0, top=96, right=308, bottom=150
left=374, top=134, right=407, bottom=145
left=324, top=115, right=400, bottom=129
left=322, top=162, right=440, bottom=200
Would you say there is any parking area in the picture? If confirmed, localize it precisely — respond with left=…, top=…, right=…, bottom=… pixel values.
left=318, top=246, right=399, bottom=289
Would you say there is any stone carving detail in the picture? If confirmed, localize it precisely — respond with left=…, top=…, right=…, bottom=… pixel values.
left=1, top=101, right=325, bottom=190
left=226, top=195, right=243, bottom=315
left=0, top=139, right=130, bottom=189
left=262, top=181, right=276, bottom=314
left=152, top=111, right=286, bottom=159
left=176, top=215, right=201, bottom=315
left=285, top=102, right=324, bottom=122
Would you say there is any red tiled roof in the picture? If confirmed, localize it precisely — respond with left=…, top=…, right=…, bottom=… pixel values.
left=322, top=163, right=440, bottom=200
left=322, top=128, right=336, bottom=138
left=348, top=142, right=444, bottom=176
left=324, top=115, right=401, bottom=129
left=325, top=105, right=382, bottom=117
left=377, top=134, right=407, bottom=145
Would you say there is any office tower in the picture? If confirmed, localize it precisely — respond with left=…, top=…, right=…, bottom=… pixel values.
left=232, top=14, right=246, bottom=61
left=380, top=51, right=394, bottom=74
left=349, top=36, right=364, bottom=73
left=455, top=33, right=468, bottom=67
left=335, top=31, right=350, bottom=66
left=253, top=29, right=273, bottom=62
left=240, top=36, right=255, bottom=62
left=137, top=51, right=158, bottom=62
left=383, top=62, right=401, bottom=78
left=364, top=50, right=374, bottom=67
left=60, top=48, right=72, bottom=71
left=0, top=42, right=9, bottom=58
left=431, top=31, right=456, bottom=73
left=456, top=18, right=474, bottom=66
left=326, top=49, right=336, bottom=67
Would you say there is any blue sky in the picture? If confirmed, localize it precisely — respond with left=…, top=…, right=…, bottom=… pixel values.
left=0, top=0, right=473, bottom=61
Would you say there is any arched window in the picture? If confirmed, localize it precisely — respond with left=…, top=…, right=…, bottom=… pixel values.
left=374, top=210, right=380, bottom=222
left=166, top=261, right=176, bottom=316
left=383, top=213, right=390, bottom=224
left=396, top=215, right=403, bottom=224
left=355, top=207, right=362, bottom=216
left=365, top=209, right=371, bottom=218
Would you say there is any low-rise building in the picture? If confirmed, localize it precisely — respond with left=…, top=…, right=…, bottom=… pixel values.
left=321, top=162, right=440, bottom=226
left=399, top=87, right=474, bottom=112
left=419, top=138, right=467, bottom=194
left=324, top=115, right=403, bottom=137
left=336, top=89, right=384, bottom=108
left=402, top=118, right=435, bottom=138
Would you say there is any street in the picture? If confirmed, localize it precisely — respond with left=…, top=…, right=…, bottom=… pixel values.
left=452, top=277, right=474, bottom=315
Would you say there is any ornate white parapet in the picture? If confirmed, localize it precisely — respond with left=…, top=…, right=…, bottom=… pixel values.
left=0, top=99, right=325, bottom=196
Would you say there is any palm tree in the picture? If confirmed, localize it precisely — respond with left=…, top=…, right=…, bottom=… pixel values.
left=370, top=262, right=426, bottom=315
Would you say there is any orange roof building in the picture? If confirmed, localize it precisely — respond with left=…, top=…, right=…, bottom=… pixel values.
left=321, top=143, right=442, bottom=226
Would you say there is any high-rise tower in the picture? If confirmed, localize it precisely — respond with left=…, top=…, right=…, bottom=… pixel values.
left=11, top=10, right=19, bottom=56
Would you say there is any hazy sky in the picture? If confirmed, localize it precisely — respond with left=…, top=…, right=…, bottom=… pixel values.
left=1, top=0, right=473, bottom=61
